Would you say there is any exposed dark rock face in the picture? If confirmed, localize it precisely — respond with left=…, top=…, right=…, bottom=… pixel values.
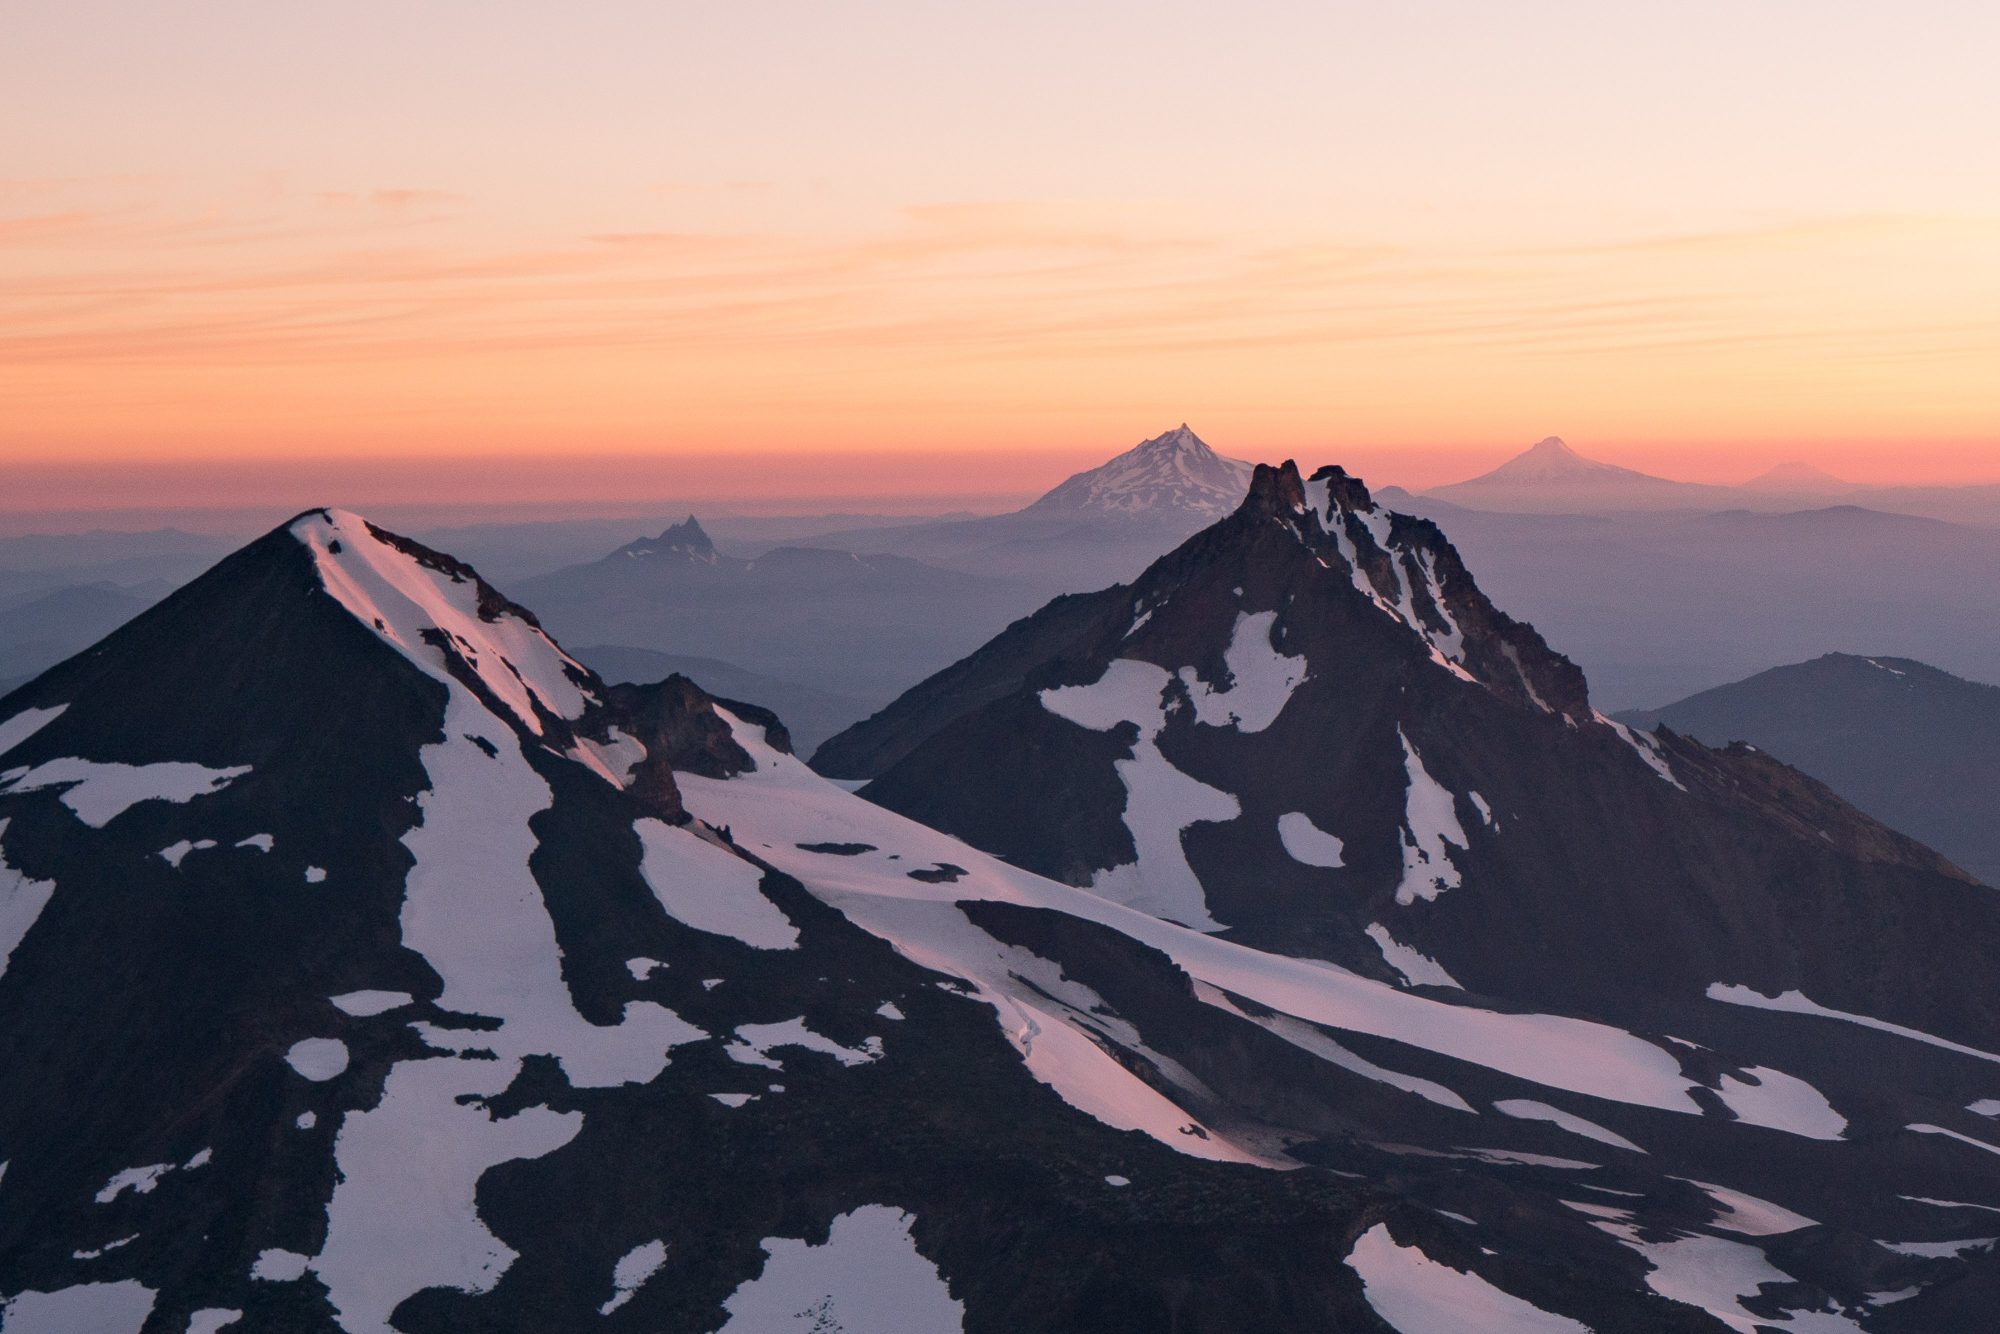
left=7, top=502, right=2000, bottom=1332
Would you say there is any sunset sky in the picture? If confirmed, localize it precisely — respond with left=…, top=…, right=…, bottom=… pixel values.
left=5, top=0, right=1998, bottom=513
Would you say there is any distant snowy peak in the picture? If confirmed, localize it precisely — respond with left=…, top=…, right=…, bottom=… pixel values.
left=612, top=515, right=718, bottom=563
left=1426, top=437, right=1727, bottom=512
left=1026, top=425, right=1255, bottom=517
left=1465, top=436, right=1658, bottom=485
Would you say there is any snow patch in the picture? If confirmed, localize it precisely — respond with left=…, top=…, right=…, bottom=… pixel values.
left=1178, top=611, right=1307, bottom=732
left=1591, top=1224, right=1860, bottom=1332
left=636, top=818, right=799, bottom=950
left=235, top=833, right=274, bottom=852
left=250, top=1249, right=310, bottom=1282
left=330, top=990, right=414, bottom=1018
left=1366, top=923, right=1461, bottom=989
left=388, top=693, right=704, bottom=1085
left=1199, top=982, right=1473, bottom=1112
left=726, top=1019, right=882, bottom=1070
left=1041, top=660, right=1238, bottom=931
left=0, top=704, right=66, bottom=762
left=1277, top=811, right=1345, bottom=868
left=313, top=1055, right=582, bottom=1334
left=185, top=1310, right=242, bottom=1333
left=304, top=865, right=327, bottom=884
left=94, top=1163, right=174, bottom=1204
left=1676, top=1180, right=1817, bottom=1237
left=284, top=1038, right=349, bottom=1082
left=0, top=1281, right=155, bottom=1334
left=1, top=757, right=249, bottom=828
left=1715, top=1066, right=1846, bottom=1140
left=1395, top=730, right=1466, bottom=904
left=157, top=838, right=217, bottom=868
left=598, top=1239, right=668, bottom=1315
left=719, top=1206, right=963, bottom=1333
left=0, top=818, right=57, bottom=980
left=1882, top=1235, right=1998, bottom=1258
left=1347, top=1224, right=1590, bottom=1333
left=1494, top=1099, right=1642, bottom=1152
left=1708, top=983, right=2000, bottom=1065
left=1909, top=1123, right=2000, bottom=1157
left=1597, top=715, right=1685, bottom=790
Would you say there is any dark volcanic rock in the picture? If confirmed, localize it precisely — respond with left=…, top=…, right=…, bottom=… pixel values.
left=8, top=502, right=2000, bottom=1333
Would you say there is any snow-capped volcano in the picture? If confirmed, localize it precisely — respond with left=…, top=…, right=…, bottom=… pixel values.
left=1470, top=435, right=1647, bottom=483
left=1427, top=436, right=1731, bottom=511
left=1025, top=424, right=1255, bottom=517
left=8, top=503, right=2000, bottom=1331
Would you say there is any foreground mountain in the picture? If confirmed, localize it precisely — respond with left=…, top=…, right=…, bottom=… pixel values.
left=816, top=461, right=2000, bottom=1322
left=1619, top=654, right=2000, bottom=886
left=815, top=463, right=1988, bottom=1014
left=509, top=518, right=1044, bottom=714
left=8, top=506, right=2000, bottom=1330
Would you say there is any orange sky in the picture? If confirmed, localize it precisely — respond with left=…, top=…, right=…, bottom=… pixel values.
left=4, top=1, right=1998, bottom=509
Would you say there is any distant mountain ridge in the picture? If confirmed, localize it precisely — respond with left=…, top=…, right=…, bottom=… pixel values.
left=1619, top=652, right=2000, bottom=885
left=510, top=529, right=1045, bottom=713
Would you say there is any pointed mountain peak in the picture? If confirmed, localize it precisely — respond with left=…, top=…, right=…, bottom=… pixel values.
left=1025, top=425, right=1255, bottom=517
left=1149, top=423, right=1207, bottom=450
left=612, top=514, right=717, bottom=562
left=1484, top=435, right=1627, bottom=481
left=658, top=514, right=713, bottom=549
